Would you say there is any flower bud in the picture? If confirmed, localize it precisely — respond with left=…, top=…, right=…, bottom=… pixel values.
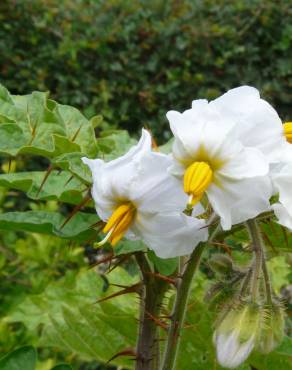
left=214, top=302, right=261, bottom=369
left=256, top=302, right=285, bottom=354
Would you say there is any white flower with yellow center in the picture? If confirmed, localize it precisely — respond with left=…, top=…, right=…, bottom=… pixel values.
left=82, top=129, right=208, bottom=258
left=209, top=86, right=292, bottom=163
left=167, top=99, right=272, bottom=230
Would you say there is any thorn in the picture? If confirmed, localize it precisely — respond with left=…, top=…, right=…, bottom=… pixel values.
left=88, top=253, right=114, bottom=269
left=71, top=124, right=83, bottom=142
left=89, top=220, right=105, bottom=230
left=106, top=348, right=136, bottom=364
left=8, top=158, right=12, bottom=173
left=107, top=254, right=132, bottom=274
left=64, top=175, right=74, bottom=187
left=210, top=241, right=232, bottom=255
left=36, top=165, right=54, bottom=196
left=145, top=310, right=168, bottom=330
left=60, top=193, right=91, bottom=229
left=96, top=282, right=142, bottom=304
left=28, top=123, right=38, bottom=145
left=145, top=271, right=176, bottom=286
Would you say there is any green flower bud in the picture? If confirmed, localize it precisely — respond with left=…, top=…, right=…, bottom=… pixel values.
left=214, top=302, right=261, bottom=369
left=256, top=302, right=285, bottom=354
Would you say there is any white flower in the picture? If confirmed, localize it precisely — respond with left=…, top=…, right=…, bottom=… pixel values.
left=271, top=162, right=292, bottom=230
left=209, top=86, right=292, bottom=163
left=167, top=99, right=272, bottom=230
left=82, top=129, right=208, bottom=258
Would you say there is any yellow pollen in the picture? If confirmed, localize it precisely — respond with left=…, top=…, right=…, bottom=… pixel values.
left=183, top=161, right=213, bottom=207
left=284, top=122, right=292, bottom=144
left=98, top=203, right=136, bottom=247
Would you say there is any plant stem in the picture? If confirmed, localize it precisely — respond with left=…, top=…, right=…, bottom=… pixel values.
left=161, top=222, right=220, bottom=370
left=261, top=254, right=273, bottom=305
left=246, top=219, right=263, bottom=302
left=246, top=219, right=273, bottom=306
left=135, top=252, right=167, bottom=370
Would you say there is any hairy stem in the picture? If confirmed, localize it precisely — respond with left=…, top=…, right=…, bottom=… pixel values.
left=261, top=253, right=273, bottom=305
left=161, top=222, right=220, bottom=370
left=246, top=219, right=263, bottom=302
left=135, top=252, right=167, bottom=370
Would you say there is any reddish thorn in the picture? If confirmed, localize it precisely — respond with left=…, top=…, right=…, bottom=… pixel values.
left=71, top=124, right=83, bottom=142
left=36, top=165, right=54, bottom=196
left=60, top=193, right=91, bottom=229
left=88, top=253, right=114, bottom=269
left=64, top=175, right=74, bottom=187
left=145, top=271, right=176, bottom=286
left=145, top=310, right=168, bottom=330
left=107, top=254, right=132, bottom=274
left=96, top=282, right=142, bottom=304
left=106, top=348, right=136, bottom=364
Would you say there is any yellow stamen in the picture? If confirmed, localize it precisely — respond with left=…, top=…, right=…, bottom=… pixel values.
left=97, top=203, right=136, bottom=247
left=284, top=122, right=292, bottom=143
left=184, top=161, right=213, bottom=206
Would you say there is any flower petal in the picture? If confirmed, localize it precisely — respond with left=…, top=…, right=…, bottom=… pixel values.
left=273, top=204, right=292, bottom=230
left=134, top=211, right=208, bottom=258
left=219, top=146, right=269, bottom=179
left=131, top=152, right=188, bottom=213
left=207, top=176, right=272, bottom=230
left=210, top=86, right=287, bottom=163
left=216, top=331, right=254, bottom=369
left=82, top=129, right=152, bottom=220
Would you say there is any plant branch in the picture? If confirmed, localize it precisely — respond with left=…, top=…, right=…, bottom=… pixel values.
left=161, top=222, right=221, bottom=370
left=135, top=252, right=168, bottom=370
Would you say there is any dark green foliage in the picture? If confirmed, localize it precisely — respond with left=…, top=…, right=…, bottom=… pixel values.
left=0, top=0, right=291, bottom=142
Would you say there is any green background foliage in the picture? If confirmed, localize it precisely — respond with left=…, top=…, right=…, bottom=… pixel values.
left=0, top=0, right=291, bottom=142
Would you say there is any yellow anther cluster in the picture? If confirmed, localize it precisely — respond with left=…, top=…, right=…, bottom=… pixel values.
left=99, top=203, right=136, bottom=247
left=184, top=161, right=213, bottom=206
left=284, top=122, right=292, bottom=144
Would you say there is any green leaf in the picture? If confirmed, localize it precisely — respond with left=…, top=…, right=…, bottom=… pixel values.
left=261, top=220, right=292, bottom=253
left=0, top=211, right=98, bottom=242
left=148, top=251, right=178, bottom=275
left=114, top=239, right=146, bottom=255
left=96, top=130, right=137, bottom=160
left=51, top=364, right=72, bottom=370
left=7, top=269, right=138, bottom=368
left=0, top=346, right=36, bottom=370
left=0, top=84, right=97, bottom=159
left=52, top=152, right=92, bottom=183
left=0, top=171, right=86, bottom=205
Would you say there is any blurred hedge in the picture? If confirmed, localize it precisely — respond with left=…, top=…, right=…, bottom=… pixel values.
left=0, top=0, right=291, bottom=141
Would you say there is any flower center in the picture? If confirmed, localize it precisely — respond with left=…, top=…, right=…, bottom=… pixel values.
left=184, top=161, right=213, bottom=207
left=98, top=203, right=136, bottom=247
left=284, top=122, right=292, bottom=143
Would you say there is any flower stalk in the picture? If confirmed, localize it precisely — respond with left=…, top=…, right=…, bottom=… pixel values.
left=246, top=219, right=273, bottom=305
left=161, top=220, right=220, bottom=370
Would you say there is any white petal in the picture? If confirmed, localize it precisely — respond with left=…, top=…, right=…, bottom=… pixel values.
left=167, top=105, right=236, bottom=164
left=211, top=86, right=286, bottom=163
left=131, top=152, right=188, bottom=213
left=273, top=203, right=292, bottom=230
left=82, top=129, right=152, bottom=220
left=207, top=176, right=272, bottom=230
left=216, top=331, right=254, bottom=369
left=272, top=162, right=292, bottom=211
left=219, top=146, right=269, bottom=179
left=134, top=211, right=208, bottom=258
